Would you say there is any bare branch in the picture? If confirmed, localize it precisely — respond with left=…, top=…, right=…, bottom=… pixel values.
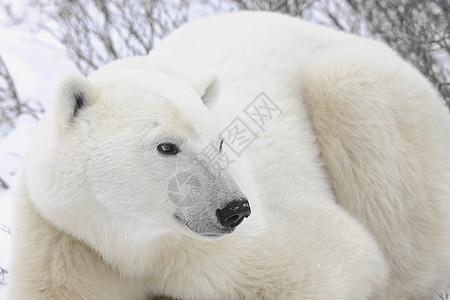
left=2, top=0, right=448, bottom=104
left=225, top=0, right=450, bottom=105
left=0, top=177, right=9, bottom=190
left=23, top=0, right=192, bottom=75
left=0, top=53, right=45, bottom=134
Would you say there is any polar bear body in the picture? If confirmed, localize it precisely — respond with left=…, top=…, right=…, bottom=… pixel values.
left=9, top=12, right=450, bottom=299
left=151, top=12, right=450, bottom=297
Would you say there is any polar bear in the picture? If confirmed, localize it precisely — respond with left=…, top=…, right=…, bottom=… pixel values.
left=8, top=62, right=387, bottom=299
left=9, top=11, right=450, bottom=299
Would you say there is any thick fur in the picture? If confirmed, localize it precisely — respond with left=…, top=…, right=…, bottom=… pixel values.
left=300, top=42, right=450, bottom=297
left=9, top=11, right=450, bottom=299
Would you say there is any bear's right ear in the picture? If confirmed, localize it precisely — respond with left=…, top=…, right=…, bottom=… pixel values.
left=188, top=73, right=220, bottom=108
left=55, top=74, right=96, bottom=127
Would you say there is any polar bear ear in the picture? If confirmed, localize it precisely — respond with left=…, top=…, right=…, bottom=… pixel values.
left=189, top=74, right=220, bottom=108
left=55, top=74, right=96, bottom=126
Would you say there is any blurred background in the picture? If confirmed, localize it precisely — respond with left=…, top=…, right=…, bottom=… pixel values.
left=0, top=0, right=449, bottom=297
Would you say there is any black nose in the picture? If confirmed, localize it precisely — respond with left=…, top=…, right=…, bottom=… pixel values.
left=216, top=199, right=251, bottom=228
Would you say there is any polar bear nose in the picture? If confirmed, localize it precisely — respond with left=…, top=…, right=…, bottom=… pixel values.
left=216, top=199, right=251, bottom=228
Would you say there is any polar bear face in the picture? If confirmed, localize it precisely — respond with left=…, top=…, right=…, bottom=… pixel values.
left=26, top=69, right=250, bottom=254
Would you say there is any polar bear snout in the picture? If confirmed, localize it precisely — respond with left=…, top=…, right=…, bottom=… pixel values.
left=216, top=199, right=251, bottom=228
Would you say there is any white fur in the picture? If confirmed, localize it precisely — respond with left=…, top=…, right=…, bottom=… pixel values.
left=9, top=11, right=450, bottom=299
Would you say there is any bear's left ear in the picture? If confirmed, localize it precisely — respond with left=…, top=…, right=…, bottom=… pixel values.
left=55, top=74, right=96, bottom=127
left=189, top=73, right=220, bottom=108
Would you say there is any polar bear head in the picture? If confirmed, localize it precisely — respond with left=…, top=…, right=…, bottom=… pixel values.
left=25, top=65, right=251, bottom=257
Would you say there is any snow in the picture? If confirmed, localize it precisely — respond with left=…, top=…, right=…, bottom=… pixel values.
left=0, top=28, right=78, bottom=106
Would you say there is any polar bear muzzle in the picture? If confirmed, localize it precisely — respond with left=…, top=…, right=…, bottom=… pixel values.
left=172, top=165, right=251, bottom=239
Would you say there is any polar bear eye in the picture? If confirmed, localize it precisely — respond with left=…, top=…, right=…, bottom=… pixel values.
left=157, top=143, right=179, bottom=155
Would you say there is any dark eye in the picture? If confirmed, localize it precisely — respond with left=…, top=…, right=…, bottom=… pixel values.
left=157, top=143, right=179, bottom=155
